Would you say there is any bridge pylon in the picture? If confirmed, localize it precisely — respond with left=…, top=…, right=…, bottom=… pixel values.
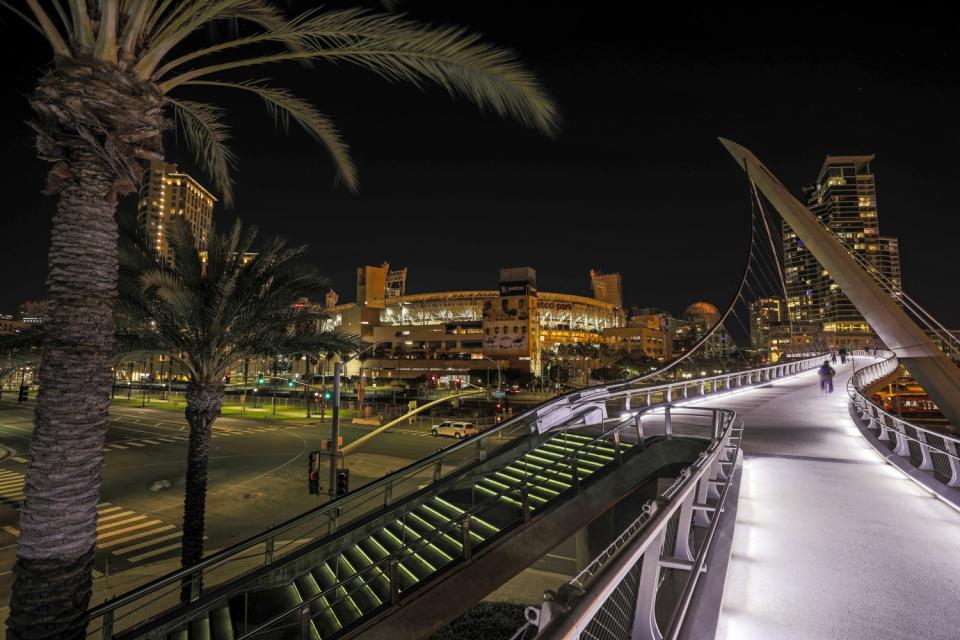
left=719, top=138, right=960, bottom=428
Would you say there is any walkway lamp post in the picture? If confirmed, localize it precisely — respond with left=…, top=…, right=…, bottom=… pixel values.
left=479, top=355, right=503, bottom=395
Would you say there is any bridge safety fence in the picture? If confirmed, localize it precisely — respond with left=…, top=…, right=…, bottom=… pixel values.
left=86, top=354, right=825, bottom=639
left=848, top=349, right=960, bottom=488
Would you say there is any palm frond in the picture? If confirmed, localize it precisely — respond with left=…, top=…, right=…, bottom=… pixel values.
left=159, top=10, right=559, bottom=137
left=16, top=0, right=70, bottom=55
left=186, top=80, right=357, bottom=192
left=94, top=0, right=120, bottom=63
left=137, top=0, right=291, bottom=78
left=168, top=97, right=237, bottom=206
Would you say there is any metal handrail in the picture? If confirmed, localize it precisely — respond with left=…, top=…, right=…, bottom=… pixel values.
left=88, top=353, right=825, bottom=636
left=847, top=349, right=960, bottom=485
left=230, top=409, right=667, bottom=639
left=519, top=407, right=742, bottom=639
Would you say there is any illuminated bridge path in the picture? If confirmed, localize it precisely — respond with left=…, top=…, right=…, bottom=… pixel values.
left=709, top=361, right=960, bottom=640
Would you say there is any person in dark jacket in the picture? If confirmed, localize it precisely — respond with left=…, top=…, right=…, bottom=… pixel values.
left=818, top=361, right=836, bottom=394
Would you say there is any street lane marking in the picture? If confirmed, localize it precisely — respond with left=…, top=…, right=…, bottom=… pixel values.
left=113, top=530, right=183, bottom=555
left=108, top=444, right=129, bottom=450
left=11, top=457, right=27, bottom=463
left=126, top=541, right=183, bottom=563
left=97, top=515, right=146, bottom=531
left=97, top=510, right=135, bottom=523
left=157, top=438, right=178, bottom=443
left=2, top=525, right=19, bottom=537
left=127, top=442, right=146, bottom=447
left=96, top=520, right=163, bottom=540
left=140, top=439, right=162, bottom=445
left=96, top=502, right=111, bottom=507
left=97, top=506, right=122, bottom=515
left=98, top=524, right=175, bottom=549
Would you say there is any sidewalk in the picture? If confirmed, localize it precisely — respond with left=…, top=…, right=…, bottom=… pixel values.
left=711, top=362, right=960, bottom=640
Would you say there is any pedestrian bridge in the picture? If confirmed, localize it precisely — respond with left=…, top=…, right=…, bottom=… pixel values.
left=522, top=352, right=960, bottom=640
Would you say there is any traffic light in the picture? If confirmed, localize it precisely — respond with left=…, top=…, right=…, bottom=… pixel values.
left=18, top=384, right=28, bottom=402
left=308, top=451, right=321, bottom=495
left=323, top=391, right=332, bottom=401
left=287, top=379, right=294, bottom=388
left=257, top=374, right=264, bottom=385
left=455, top=378, right=462, bottom=390
left=224, top=373, right=231, bottom=384
left=336, top=468, right=350, bottom=496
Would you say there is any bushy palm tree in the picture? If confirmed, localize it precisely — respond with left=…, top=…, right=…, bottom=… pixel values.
left=117, top=215, right=358, bottom=600
left=2, top=2, right=557, bottom=635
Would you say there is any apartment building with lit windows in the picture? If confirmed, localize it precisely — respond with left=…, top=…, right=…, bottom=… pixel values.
left=137, top=160, right=215, bottom=263
left=783, top=155, right=901, bottom=348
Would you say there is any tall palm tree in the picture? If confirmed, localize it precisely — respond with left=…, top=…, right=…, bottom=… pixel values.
left=2, top=2, right=557, bottom=635
left=117, top=214, right=358, bottom=600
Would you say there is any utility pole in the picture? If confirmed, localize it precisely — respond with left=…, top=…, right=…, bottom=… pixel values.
left=329, top=361, right=342, bottom=496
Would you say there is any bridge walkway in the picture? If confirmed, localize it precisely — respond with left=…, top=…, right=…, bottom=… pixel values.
left=708, top=360, right=960, bottom=640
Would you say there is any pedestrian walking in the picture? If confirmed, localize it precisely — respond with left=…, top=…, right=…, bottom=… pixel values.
left=831, top=351, right=837, bottom=365
left=839, top=347, right=848, bottom=364
left=818, top=361, right=836, bottom=395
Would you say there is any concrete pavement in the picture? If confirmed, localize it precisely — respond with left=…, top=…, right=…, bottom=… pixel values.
left=0, top=397, right=453, bottom=625
left=710, top=361, right=960, bottom=640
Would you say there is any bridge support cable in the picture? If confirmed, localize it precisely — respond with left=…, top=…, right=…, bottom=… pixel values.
left=720, top=138, right=960, bottom=428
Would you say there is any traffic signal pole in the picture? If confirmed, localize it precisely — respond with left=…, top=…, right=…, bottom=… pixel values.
left=329, top=362, right=342, bottom=497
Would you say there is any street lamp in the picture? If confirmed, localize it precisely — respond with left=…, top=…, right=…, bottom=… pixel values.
left=479, top=355, right=503, bottom=395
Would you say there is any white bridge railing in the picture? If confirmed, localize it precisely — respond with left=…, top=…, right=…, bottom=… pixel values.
left=512, top=354, right=827, bottom=640
left=848, top=350, right=960, bottom=487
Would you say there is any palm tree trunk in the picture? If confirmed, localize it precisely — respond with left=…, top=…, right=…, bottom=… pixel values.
left=180, top=382, right=223, bottom=602
left=8, top=149, right=118, bottom=639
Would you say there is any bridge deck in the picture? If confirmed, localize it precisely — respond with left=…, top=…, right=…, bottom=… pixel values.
left=709, top=360, right=960, bottom=640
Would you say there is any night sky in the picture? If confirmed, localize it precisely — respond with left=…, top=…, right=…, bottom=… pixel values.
left=1, top=3, right=958, bottom=324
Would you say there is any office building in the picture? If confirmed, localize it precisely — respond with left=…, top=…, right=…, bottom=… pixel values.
left=137, top=160, right=216, bottom=264
left=590, top=270, right=624, bottom=311
left=784, top=155, right=901, bottom=348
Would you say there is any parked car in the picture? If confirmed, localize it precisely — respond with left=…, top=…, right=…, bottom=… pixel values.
left=431, top=421, right=477, bottom=439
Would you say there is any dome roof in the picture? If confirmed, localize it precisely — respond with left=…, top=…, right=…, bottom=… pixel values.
left=683, top=301, right=720, bottom=322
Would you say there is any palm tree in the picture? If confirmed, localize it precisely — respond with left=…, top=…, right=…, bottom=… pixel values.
left=2, top=2, right=557, bottom=635
left=117, top=214, right=358, bottom=600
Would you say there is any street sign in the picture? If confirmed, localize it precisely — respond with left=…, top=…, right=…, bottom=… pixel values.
left=493, top=391, right=506, bottom=399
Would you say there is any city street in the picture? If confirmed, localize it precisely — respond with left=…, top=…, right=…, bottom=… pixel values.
left=0, top=397, right=452, bottom=623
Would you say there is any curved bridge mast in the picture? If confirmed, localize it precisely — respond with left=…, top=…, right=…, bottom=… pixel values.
left=719, top=138, right=960, bottom=427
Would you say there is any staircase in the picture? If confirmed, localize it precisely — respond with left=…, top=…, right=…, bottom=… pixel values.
left=161, top=432, right=629, bottom=639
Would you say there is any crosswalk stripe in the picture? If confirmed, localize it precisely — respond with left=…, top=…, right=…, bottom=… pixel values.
left=97, top=506, right=122, bottom=515
left=113, top=530, right=183, bottom=555
left=96, top=519, right=163, bottom=540
left=96, top=502, right=112, bottom=507
left=127, top=442, right=146, bottom=447
left=98, top=524, right=175, bottom=549
left=109, top=444, right=129, bottom=450
left=2, top=525, right=19, bottom=537
left=0, top=480, right=25, bottom=489
left=156, top=438, right=178, bottom=443
left=140, top=440, right=162, bottom=445
left=0, top=471, right=21, bottom=477
left=97, top=515, right=145, bottom=531
left=97, top=510, right=135, bottom=523
left=11, top=457, right=28, bottom=463
left=126, top=542, right=183, bottom=563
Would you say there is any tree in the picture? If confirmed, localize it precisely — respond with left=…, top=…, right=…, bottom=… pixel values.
left=2, top=3, right=557, bottom=635
left=117, top=215, right=358, bottom=601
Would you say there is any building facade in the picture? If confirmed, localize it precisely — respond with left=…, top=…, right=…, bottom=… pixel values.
left=326, top=266, right=629, bottom=380
left=784, top=155, right=901, bottom=348
left=137, top=160, right=216, bottom=263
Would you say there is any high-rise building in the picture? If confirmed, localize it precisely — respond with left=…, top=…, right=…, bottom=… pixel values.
left=749, top=297, right=786, bottom=351
left=783, top=155, right=901, bottom=348
left=137, top=160, right=215, bottom=264
left=17, top=299, right=49, bottom=324
left=590, top=270, right=624, bottom=310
